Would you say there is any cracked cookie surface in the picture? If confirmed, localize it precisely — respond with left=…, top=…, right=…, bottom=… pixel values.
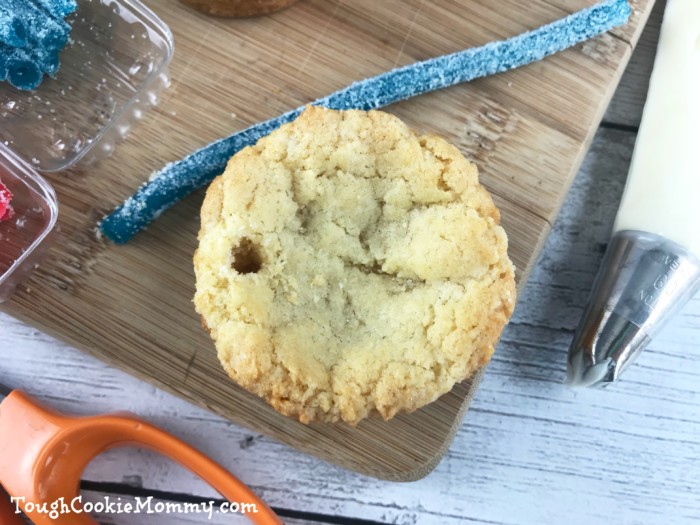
left=194, top=106, right=516, bottom=425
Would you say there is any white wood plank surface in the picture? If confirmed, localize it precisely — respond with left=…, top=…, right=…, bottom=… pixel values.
left=3, top=5, right=699, bottom=524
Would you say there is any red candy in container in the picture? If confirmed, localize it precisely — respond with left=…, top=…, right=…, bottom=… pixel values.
left=0, top=145, right=58, bottom=302
left=0, top=180, right=13, bottom=222
left=0, top=0, right=173, bottom=302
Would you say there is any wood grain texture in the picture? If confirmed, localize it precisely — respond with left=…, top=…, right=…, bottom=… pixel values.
left=0, top=0, right=653, bottom=481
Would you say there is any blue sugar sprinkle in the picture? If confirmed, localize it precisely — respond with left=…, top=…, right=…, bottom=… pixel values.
left=100, top=0, right=631, bottom=244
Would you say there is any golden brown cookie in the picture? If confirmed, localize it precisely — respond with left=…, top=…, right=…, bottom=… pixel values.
left=194, top=107, right=516, bottom=425
left=179, top=0, right=300, bottom=17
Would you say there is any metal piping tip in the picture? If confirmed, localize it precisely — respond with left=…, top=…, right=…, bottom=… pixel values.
left=567, top=309, right=650, bottom=388
left=567, top=351, right=614, bottom=388
left=567, top=231, right=700, bottom=388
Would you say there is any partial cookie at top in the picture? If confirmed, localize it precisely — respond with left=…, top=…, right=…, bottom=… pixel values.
left=194, top=106, right=516, bottom=425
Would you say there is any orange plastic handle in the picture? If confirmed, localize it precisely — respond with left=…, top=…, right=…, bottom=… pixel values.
left=0, top=485, right=25, bottom=525
left=0, top=391, right=282, bottom=525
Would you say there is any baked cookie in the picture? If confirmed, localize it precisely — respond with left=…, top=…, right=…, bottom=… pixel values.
left=194, top=106, right=516, bottom=425
left=179, top=0, right=300, bottom=17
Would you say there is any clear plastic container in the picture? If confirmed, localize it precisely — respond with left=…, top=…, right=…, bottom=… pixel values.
left=0, top=145, right=58, bottom=303
left=0, top=0, right=174, bottom=172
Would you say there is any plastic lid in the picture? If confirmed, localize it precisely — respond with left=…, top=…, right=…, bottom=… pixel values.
left=0, top=0, right=174, bottom=172
left=0, top=144, right=58, bottom=302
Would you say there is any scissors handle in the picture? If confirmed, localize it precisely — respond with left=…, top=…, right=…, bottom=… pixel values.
left=0, top=391, right=282, bottom=525
left=0, top=486, right=25, bottom=525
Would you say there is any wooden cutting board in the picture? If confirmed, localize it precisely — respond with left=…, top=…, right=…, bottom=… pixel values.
left=2, top=0, right=653, bottom=481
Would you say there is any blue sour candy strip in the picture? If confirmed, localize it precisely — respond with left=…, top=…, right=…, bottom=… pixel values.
left=0, top=6, right=28, bottom=48
left=6, top=0, right=71, bottom=50
left=0, top=0, right=74, bottom=90
left=100, top=0, right=631, bottom=244
left=0, top=51, right=8, bottom=81
left=0, top=47, right=63, bottom=87
left=0, top=44, right=43, bottom=90
left=30, top=0, right=78, bottom=20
